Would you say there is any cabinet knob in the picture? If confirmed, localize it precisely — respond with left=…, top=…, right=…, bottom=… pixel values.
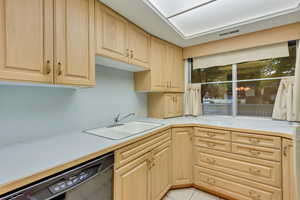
left=207, top=142, right=216, bottom=148
left=205, top=177, right=216, bottom=185
left=249, top=167, right=261, bottom=176
left=130, top=50, right=133, bottom=58
left=249, top=190, right=261, bottom=200
left=205, top=157, right=216, bottom=165
left=207, top=132, right=216, bottom=138
left=146, top=159, right=152, bottom=169
left=57, top=62, right=62, bottom=76
left=44, top=60, right=51, bottom=75
left=249, top=138, right=260, bottom=144
left=283, top=144, right=293, bottom=156
left=249, top=149, right=261, bottom=157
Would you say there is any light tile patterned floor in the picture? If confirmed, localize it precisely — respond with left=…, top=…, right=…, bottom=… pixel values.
left=163, top=188, right=225, bottom=200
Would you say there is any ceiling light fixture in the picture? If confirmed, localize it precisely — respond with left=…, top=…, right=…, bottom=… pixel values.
left=143, top=0, right=300, bottom=40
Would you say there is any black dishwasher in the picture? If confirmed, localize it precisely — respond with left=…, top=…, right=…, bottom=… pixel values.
left=1, top=153, right=113, bottom=200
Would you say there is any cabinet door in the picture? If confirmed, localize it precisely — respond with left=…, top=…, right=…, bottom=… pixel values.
left=150, top=37, right=167, bottom=91
left=165, top=45, right=176, bottom=92
left=151, top=142, right=172, bottom=200
left=172, top=128, right=193, bottom=185
left=0, top=0, right=54, bottom=83
left=171, top=47, right=184, bottom=92
left=164, top=94, right=176, bottom=118
left=95, top=2, right=129, bottom=63
left=128, top=24, right=150, bottom=69
left=283, top=139, right=297, bottom=200
left=114, top=153, right=151, bottom=200
left=174, top=94, right=183, bottom=117
left=54, top=0, right=95, bottom=86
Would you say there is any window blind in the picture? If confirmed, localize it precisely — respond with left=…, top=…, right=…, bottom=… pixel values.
left=193, top=42, right=289, bottom=69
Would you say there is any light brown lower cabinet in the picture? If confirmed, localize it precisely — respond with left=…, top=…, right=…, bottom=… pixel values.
left=282, top=139, right=297, bottom=200
left=114, top=130, right=172, bottom=200
left=114, top=152, right=151, bottom=200
left=114, top=127, right=296, bottom=200
left=151, top=142, right=172, bottom=200
left=148, top=93, right=183, bottom=119
left=172, top=128, right=193, bottom=185
left=194, top=166, right=282, bottom=200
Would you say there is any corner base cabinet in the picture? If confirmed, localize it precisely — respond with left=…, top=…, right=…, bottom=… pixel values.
left=172, top=128, right=193, bottom=186
left=282, top=139, right=297, bottom=200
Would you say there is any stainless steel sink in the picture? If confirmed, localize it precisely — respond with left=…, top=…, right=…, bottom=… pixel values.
left=85, top=121, right=164, bottom=140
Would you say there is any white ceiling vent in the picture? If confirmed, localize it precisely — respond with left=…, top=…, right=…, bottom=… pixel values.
left=143, top=0, right=300, bottom=39
left=219, top=30, right=240, bottom=37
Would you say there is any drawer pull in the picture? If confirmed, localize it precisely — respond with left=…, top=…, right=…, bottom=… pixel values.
left=249, top=167, right=261, bottom=176
left=206, top=132, right=216, bottom=138
left=249, top=138, right=261, bottom=144
left=204, top=177, right=216, bottom=185
left=207, top=142, right=217, bottom=148
left=249, top=149, right=261, bottom=157
left=205, top=158, right=216, bottom=165
left=249, top=190, right=261, bottom=200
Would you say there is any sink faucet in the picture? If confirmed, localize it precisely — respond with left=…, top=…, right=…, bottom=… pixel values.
left=114, top=113, right=135, bottom=124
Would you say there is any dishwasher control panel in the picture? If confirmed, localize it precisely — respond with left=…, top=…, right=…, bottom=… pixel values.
left=48, top=166, right=97, bottom=194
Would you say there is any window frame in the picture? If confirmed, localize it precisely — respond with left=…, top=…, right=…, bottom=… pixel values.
left=190, top=64, right=294, bottom=117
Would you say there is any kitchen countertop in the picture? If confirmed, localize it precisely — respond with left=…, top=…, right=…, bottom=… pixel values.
left=0, top=116, right=299, bottom=195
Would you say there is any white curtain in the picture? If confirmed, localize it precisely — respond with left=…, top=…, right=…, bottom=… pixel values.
left=184, top=84, right=202, bottom=116
left=272, top=77, right=296, bottom=121
left=273, top=40, right=300, bottom=122
left=294, top=40, right=300, bottom=121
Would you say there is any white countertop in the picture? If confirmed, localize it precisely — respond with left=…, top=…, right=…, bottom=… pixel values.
left=0, top=116, right=299, bottom=194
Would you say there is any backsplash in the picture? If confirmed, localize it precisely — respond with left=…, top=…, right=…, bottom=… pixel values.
left=0, top=65, right=147, bottom=147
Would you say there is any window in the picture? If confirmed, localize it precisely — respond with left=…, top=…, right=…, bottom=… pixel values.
left=191, top=43, right=296, bottom=117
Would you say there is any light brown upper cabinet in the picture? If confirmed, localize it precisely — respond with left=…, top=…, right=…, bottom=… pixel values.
left=95, top=2, right=150, bottom=70
left=166, top=45, right=184, bottom=92
left=95, top=2, right=128, bottom=63
left=172, top=46, right=184, bottom=92
left=0, top=0, right=95, bottom=86
left=148, top=93, right=183, bottom=119
left=54, top=0, right=95, bottom=86
left=128, top=23, right=151, bottom=69
left=148, top=37, right=168, bottom=91
left=0, top=0, right=54, bottom=83
left=134, top=37, right=184, bottom=92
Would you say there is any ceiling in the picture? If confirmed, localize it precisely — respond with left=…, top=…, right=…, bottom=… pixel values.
left=98, top=0, right=300, bottom=47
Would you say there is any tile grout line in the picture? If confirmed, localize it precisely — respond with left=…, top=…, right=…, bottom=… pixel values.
left=189, top=190, right=196, bottom=200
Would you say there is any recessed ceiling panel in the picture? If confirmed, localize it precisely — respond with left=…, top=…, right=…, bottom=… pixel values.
left=148, top=0, right=214, bottom=18
left=145, top=0, right=300, bottom=39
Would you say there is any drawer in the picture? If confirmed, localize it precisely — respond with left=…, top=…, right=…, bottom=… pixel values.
left=194, top=166, right=282, bottom=200
left=232, top=132, right=281, bottom=149
left=194, top=147, right=281, bottom=187
left=194, top=127, right=231, bottom=141
left=194, top=137, right=231, bottom=152
left=232, top=143, right=281, bottom=162
left=115, top=130, right=171, bottom=168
